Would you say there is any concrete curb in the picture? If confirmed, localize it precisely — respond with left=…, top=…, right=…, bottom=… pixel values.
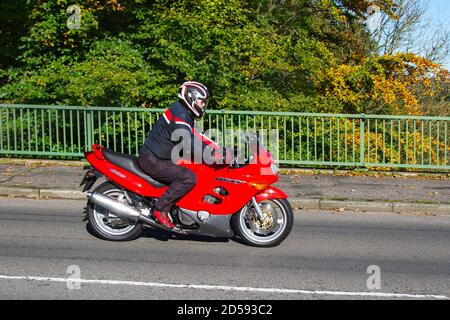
left=289, top=198, right=450, bottom=216
left=392, top=202, right=450, bottom=215
left=0, top=187, right=40, bottom=199
left=0, top=187, right=449, bottom=216
left=39, top=189, right=86, bottom=200
left=0, top=187, right=84, bottom=200
left=319, top=200, right=393, bottom=213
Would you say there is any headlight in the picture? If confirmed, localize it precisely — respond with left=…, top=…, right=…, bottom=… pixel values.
left=271, top=163, right=278, bottom=175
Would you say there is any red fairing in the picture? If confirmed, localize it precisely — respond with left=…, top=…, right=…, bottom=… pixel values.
left=85, top=144, right=286, bottom=215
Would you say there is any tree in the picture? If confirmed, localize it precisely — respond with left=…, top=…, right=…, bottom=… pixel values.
left=372, top=0, right=450, bottom=64
left=0, top=0, right=448, bottom=115
left=320, top=52, right=450, bottom=115
left=0, top=0, right=30, bottom=69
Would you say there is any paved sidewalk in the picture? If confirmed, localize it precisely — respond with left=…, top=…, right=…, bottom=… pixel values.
left=0, top=159, right=449, bottom=215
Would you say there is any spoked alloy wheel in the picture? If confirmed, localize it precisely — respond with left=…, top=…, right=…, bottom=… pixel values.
left=233, top=198, right=293, bottom=247
left=87, top=182, right=143, bottom=241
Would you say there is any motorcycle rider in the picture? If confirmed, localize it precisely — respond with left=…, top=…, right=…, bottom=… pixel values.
left=137, top=81, right=228, bottom=230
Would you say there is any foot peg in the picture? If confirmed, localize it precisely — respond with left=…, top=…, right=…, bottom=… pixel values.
left=172, top=227, right=188, bottom=235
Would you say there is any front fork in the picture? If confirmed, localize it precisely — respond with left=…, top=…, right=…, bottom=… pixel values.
left=251, top=196, right=266, bottom=222
left=250, top=186, right=289, bottom=222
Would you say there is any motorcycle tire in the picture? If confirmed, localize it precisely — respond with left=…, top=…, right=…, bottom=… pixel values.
left=232, top=198, right=294, bottom=248
left=87, top=181, right=143, bottom=241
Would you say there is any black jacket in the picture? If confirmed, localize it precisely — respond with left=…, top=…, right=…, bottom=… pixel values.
left=140, top=101, right=220, bottom=161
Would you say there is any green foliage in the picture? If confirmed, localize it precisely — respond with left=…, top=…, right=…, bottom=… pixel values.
left=0, top=0, right=344, bottom=111
left=0, top=0, right=448, bottom=116
left=0, top=0, right=30, bottom=69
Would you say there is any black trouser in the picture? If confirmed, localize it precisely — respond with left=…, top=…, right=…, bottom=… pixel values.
left=137, top=150, right=197, bottom=213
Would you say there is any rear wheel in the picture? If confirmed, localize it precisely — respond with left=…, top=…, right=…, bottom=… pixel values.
left=232, top=198, right=293, bottom=247
left=87, top=181, right=143, bottom=241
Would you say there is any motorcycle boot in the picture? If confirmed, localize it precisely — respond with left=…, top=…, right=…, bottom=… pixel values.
left=152, top=208, right=175, bottom=230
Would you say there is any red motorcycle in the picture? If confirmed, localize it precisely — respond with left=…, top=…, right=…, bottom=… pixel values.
left=80, top=136, right=293, bottom=247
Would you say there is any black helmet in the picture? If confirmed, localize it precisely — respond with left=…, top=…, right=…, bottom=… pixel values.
left=178, top=81, right=209, bottom=118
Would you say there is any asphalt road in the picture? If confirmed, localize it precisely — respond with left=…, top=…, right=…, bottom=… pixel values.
left=0, top=198, right=448, bottom=300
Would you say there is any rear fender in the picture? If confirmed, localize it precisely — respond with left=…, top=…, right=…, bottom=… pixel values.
left=79, top=165, right=102, bottom=192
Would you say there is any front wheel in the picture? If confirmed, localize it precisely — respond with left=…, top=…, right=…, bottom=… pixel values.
left=232, top=198, right=293, bottom=247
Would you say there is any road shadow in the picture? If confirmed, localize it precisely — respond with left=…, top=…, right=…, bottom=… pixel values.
left=85, top=222, right=99, bottom=238
left=141, top=226, right=231, bottom=244
left=84, top=222, right=232, bottom=244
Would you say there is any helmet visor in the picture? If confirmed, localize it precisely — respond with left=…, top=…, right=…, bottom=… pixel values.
left=195, top=97, right=209, bottom=114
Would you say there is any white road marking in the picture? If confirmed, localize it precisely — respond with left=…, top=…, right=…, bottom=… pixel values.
left=0, top=274, right=448, bottom=300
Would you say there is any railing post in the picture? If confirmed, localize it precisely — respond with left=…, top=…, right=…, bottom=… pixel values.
left=360, top=114, right=365, bottom=166
left=221, top=110, right=226, bottom=147
left=86, top=109, right=93, bottom=152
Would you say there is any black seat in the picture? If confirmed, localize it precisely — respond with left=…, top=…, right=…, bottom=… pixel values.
left=102, top=148, right=166, bottom=189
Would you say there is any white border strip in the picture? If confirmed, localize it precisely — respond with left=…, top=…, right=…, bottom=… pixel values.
left=162, top=112, right=170, bottom=124
left=0, top=275, right=447, bottom=300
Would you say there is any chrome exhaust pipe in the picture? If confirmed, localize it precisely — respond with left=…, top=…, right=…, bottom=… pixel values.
left=87, top=192, right=176, bottom=231
left=88, top=192, right=141, bottom=221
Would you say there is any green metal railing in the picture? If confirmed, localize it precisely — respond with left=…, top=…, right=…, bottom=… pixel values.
left=1, top=104, right=449, bottom=170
